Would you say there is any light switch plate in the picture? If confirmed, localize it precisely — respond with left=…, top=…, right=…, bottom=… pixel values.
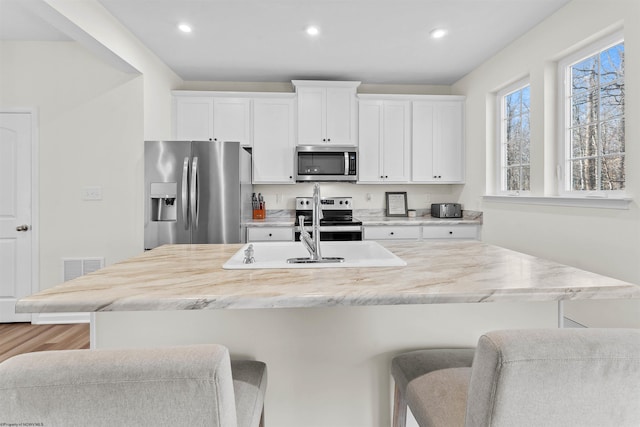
left=82, top=186, right=102, bottom=201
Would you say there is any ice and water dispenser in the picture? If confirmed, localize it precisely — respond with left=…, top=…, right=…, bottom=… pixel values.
left=150, top=182, right=177, bottom=221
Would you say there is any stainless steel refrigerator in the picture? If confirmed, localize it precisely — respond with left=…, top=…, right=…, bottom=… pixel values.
left=144, top=140, right=252, bottom=249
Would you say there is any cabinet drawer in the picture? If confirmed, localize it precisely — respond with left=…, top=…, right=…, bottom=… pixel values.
left=247, top=227, right=293, bottom=242
left=422, top=225, right=477, bottom=239
left=364, top=226, right=420, bottom=240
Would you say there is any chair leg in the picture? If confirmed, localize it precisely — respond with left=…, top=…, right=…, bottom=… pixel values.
left=392, top=382, right=407, bottom=427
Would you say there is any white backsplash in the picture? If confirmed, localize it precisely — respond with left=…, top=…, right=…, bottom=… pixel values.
left=253, top=183, right=464, bottom=211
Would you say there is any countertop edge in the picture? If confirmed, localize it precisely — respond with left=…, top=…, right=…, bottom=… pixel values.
left=16, top=287, right=640, bottom=313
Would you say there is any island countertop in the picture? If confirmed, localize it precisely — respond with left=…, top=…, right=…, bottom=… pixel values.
left=16, top=241, right=640, bottom=313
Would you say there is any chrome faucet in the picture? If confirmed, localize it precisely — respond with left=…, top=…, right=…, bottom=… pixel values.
left=299, top=183, right=323, bottom=260
left=288, top=183, right=343, bottom=264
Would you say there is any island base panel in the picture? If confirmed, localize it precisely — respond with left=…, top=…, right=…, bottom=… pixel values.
left=93, top=302, right=556, bottom=427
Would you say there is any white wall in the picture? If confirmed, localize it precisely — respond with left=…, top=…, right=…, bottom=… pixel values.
left=0, top=41, right=144, bottom=291
left=1, top=1, right=183, bottom=293
left=452, top=0, right=640, bottom=327
left=44, top=0, right=183, bottom=139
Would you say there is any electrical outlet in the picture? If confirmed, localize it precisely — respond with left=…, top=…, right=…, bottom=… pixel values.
left=366, top=193, right=372, bottom=202
left=82, top=186, right=102, bottom=201
left=424, top=194, right=431, bottom=206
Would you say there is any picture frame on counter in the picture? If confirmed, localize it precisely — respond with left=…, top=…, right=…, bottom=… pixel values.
left=385, top=192, right=408, bottom=217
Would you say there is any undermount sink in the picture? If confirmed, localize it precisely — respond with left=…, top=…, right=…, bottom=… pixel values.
left=223, top=241, right=407, bottom=269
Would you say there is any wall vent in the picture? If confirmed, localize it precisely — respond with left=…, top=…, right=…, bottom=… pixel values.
left=62, top=257, right=105, bottom=282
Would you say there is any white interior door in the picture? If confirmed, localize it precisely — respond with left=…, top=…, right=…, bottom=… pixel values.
left=0, top=112, right=33, bottom=322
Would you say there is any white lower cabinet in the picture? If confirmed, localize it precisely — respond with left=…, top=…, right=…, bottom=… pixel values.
left=364, top=224, right=479, bottom=241
left=247, top=227, right=294, bottom=242
left=422, top=225, right=478, bottom=239
left=364, top=226, right=420, bottom=240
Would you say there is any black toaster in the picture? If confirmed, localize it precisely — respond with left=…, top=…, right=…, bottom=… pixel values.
left=431, top=203, right=462, bottom=218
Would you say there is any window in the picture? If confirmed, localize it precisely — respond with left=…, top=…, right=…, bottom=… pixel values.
left=561, top=35, right=625, bottom=193
left=497, top=80, right=530, bottom=194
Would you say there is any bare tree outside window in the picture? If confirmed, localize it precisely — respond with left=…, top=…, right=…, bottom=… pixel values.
left=567, top=42, right=624, bottom=191
left=501, top=85, right=530, bottom=192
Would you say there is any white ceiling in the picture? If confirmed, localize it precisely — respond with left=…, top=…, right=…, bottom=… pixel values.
left=1, top=0, right=572, bottom=85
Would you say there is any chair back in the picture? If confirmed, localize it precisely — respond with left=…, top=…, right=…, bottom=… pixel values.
left=465, top=329, right=640, bottom=427
left=0, top=344, right=239, bottom=426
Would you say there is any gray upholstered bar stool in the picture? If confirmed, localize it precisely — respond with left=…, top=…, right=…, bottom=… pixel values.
left=0, top=344, right=267, bottom=427
left=392, top=329, right=640, bottom=427
left=391, top=348, right=475, bottom=427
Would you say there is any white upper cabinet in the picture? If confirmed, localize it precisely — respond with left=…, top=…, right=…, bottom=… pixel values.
left=412, top=99, right=465, bottom=183
left=252, top=97, right=296, bottom=184
left=212, top=97, right=252, bottom=146
left=293, top=80, right=360, bottom=146
left=174, top=95, right=252, bottom=146
left=358, top=99, right=410, bottom=183
left=175, top=96, right=214, bottom=141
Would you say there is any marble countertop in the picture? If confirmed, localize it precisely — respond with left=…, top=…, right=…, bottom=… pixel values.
left=17, top=241, right=640, bottom=313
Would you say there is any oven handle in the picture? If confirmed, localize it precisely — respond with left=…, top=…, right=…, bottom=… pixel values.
left=319, top=226, right=362, bottom=232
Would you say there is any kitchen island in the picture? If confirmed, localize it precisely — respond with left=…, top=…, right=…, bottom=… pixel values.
left=17, top=241, right=640, bottom=427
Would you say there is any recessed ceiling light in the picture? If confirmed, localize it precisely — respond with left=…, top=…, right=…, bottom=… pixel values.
left=430, top=28, right=448, bottom=39
left=178, top=23, right=192, bottom=33
left=305, top=26, right=320, bottom=37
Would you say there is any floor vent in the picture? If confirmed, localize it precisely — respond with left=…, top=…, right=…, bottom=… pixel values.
left=63, top=257, right=105, bottom=282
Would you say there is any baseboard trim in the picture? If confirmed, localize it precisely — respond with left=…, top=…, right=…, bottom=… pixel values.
left=31, top=312, right=90, bottom=324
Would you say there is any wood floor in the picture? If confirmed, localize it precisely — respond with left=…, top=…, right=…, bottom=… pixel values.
left=0, top=323, right=90, bottom=363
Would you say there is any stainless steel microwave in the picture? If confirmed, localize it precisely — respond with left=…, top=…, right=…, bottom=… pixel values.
left=295, top=146, right=358, bottom=182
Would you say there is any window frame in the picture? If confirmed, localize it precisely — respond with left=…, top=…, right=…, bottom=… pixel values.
left=495, top=77, right=531, bottom=196
left=557, top=31, right=625, bottom=197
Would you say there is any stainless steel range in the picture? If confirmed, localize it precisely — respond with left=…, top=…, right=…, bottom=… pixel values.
left=294, top=197, right=363, bottom=241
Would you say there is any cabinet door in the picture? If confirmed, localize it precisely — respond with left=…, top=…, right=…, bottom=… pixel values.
left=364, top=226, right=420, bottom=240
left=252, top=98, right=295, bottom=184
left=296, top=87, right=325, bottom=145
left=422, top=225, right=477, bottom=239
left=434, top=102, right=464, bottom=182
left=175, top=97, right=214, bottom=140
left=358, top=101, right=383, bottom=182
left=247, top=227, right=294, bottom=242
left=381, top=101, right=410, bottom=182
left=325, top=87, right=356, bottom=145
left=412, top=100, right=464, bottom=183
left=213, top=97, right=252, bottom=146
left=411, top=101, right=436, bottom=182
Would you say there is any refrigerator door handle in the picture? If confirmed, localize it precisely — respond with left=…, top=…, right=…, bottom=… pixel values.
left=190, top=156, right=199, bottom=228
left=182, top=156, right=190, bottom=229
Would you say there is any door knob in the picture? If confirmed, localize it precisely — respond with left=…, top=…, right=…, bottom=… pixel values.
left=16, top=224, right=30, bottom=232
